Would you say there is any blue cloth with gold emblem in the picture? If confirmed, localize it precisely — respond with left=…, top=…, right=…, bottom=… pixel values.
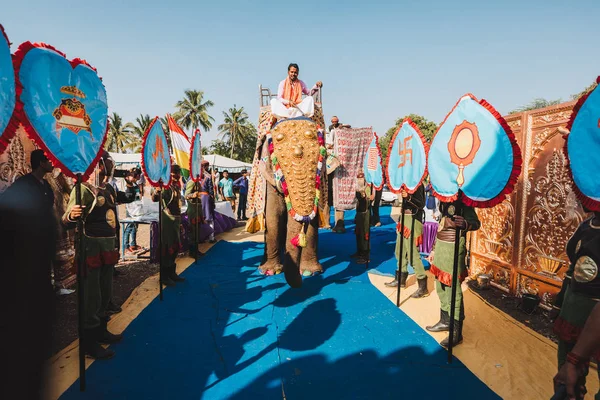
left=190, top=129, right=203, bottom=182
left=565, top=76, right=600, bottom=212
left=428, top=94, right=521, bottom=208
left=142, top=116, right=171, bottom=188
left=385, top=118, right=428, bottom=194
left=0, top=25, right=17, bottom=154
left=14, top=42, right=108, bottom=180
left=363, top=133, right=384, bottom=190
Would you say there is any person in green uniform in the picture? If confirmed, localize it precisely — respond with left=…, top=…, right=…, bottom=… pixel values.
left=425, top=200, right=480, bottom=347
left=552, top=208, right=600, bottom=399
left=152, top=165, right=186, bottom=286
left=62, top=152, right=136, bottom=359
left=353, top=171, right=372, bottom=264
left=385, top=185, right=429, bottom=299
left=185, top=175, right=204, bottom=258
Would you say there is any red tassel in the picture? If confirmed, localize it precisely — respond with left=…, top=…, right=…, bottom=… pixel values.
left=290, top=234, right=300, bottom=248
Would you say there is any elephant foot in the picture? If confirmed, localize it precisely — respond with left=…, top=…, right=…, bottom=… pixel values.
left=283, top=254, right=303, bottom=289
left=258, top=260, right=283, bottom=276
left=300, top=261, right=324, bottom=277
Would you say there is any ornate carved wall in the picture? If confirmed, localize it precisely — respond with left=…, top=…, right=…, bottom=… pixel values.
left=469, top=101, right=589, bottom=308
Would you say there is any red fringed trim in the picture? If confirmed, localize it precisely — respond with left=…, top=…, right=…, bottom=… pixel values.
left=384, top=118, right=429, bottom=195
left=0, top=25, right=19, bottom=155
left=141, top=116, right=172, bottom=188
left=12, top=41, right=109, bottom=181
left=367, top=132, right=385, bottom=191
left=85, top=250, right=120, bottom=269
left=430, top=264, right=467, bottom=287
left=566, top=76, right=600, bottom=131
left=562, top=79, right=600, bottom=212
left=461, top=98, right=522, bottom=209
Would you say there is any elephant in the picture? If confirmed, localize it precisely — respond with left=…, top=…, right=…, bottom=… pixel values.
left=248, top=116, right=327, bottom=288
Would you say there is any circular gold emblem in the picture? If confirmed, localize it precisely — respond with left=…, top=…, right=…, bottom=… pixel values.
left=97, top=196, right=106, bottom=207
left=448, top=205, right=456, bottom=216
left=575, top=240, right=582, bottom=254
left=106, top=209, right=116, bottom=228
left=573, top=256, right=598, bottom=283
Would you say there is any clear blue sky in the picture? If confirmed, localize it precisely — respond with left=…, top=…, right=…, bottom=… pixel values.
left=3, top=0, right=599, bottom=145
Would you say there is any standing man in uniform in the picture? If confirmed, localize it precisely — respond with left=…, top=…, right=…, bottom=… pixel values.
left=62, top=152, right=136, bottom=359
left=552, top=207, right=600, bottom=399
left=152, top=164, right=186, bottom=286
left=352, top=171, right=373, bottom=264
left=385, top=185, right=429, bottom=299
left=426, top=200, right=480, bottom=347
left=185, top=175, right=203, bottom=258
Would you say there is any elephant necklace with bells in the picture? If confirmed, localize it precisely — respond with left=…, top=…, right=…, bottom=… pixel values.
left=260, top=117, right=327, bottom=288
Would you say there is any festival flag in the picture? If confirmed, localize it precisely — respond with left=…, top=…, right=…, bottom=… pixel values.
left=563, top=76, right=600, bottom=211
left=166, top=114, right=191, bottom=178
left=0, top=25, right=18, bottom=155
left=363, top=132, right=384, bottom=190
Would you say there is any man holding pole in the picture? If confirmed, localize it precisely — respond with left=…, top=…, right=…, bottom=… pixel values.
left=152, top=164, right=186, bottom=286
left=385, top=185, right=429, bottom=299
left=425, top=200, right=480, bottom=347
left=63, top=152, right=136, bottom=359
left=185, top=173, right=203, bottom=258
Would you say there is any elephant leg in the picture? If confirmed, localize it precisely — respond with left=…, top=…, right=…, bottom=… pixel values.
left=259, top=183, right=285, bottom=276
left=283, top=219, right=303, bottom=288
left=299, top=214, right=323, bottom=276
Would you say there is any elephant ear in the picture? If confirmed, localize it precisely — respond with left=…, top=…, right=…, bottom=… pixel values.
left=269, top=117, right=324, bottom=221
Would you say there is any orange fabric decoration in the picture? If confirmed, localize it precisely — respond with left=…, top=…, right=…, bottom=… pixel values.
left=282, top=78, right=302, bottom=108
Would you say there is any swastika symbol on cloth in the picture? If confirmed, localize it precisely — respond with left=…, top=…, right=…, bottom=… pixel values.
left=367, top=148, right=378, bottom=170
left=398, top=136, right=413, bottom=168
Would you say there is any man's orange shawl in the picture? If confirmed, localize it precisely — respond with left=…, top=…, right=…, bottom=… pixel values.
left=282, top=78, right=303, bottom=108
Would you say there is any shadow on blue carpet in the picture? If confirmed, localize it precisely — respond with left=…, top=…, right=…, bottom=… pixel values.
left=60, top=213, right=499, bottom=400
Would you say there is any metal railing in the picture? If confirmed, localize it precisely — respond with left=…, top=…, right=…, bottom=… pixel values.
left=259, top=84, right=322, bottom=108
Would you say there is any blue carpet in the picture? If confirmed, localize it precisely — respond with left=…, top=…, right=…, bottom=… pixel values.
left=61, top=221, right=499, bottom=399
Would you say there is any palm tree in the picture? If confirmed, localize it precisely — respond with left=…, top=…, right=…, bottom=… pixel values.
left=509, top=98, right=562, bottom=114
left=173, top=90, right=215, bottom=134
left=218, top=105, right=255, bottom=158
left=105, top=112, right=135, bottom=153
left=122, top=113, right=151, bottom=153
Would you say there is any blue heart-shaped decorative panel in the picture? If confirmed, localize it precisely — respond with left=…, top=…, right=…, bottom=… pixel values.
left=428, top=94, right=521, bottom=208
left=15, top=42, right=108, bottom=179
left=142, top=116, right=171, bottom=187
left=386, top=119, right=428, bottom=194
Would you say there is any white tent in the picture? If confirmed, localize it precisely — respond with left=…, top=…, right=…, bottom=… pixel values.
left=109, top=152, right=141, bottom=167
left=202, top=154, right=252, bottom=173
left=109, top=152, right=251, bottom=173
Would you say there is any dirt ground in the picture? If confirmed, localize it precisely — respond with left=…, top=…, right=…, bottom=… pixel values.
left=467, top=281, right=558, bottom=343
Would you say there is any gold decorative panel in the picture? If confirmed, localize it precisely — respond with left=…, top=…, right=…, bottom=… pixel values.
left=469, top=101, right=591, bottom=308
